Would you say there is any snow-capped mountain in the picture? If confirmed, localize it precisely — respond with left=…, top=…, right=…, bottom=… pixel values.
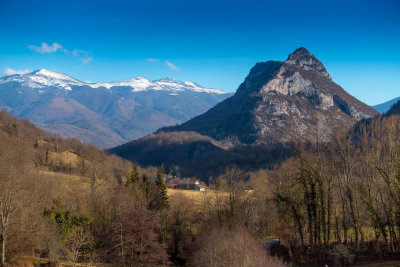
left=90, top=77, right=226, bottom=94
left=0, top=69, right=232, bottom=147
left=0, top=69, right=85, bottom=90
left=0, top=69, right=227, bottom=94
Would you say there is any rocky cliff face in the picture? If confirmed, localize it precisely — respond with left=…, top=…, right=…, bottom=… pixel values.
left=159, top=47, right=378, bottom=145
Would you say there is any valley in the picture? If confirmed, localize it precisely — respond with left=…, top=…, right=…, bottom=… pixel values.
left=2, top=47, right=400, bottom=266
left=1, top=0, right=400, bottom=264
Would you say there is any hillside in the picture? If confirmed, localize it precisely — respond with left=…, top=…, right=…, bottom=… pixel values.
left=0, top=108, right=136, bottom=180
left=373, top=97, right=400, bottom=113
left=0, top=109, right=289, bottom=267
left=385, top=100, right=400, bottom=116
left=0, top=70, right=232, bottom=147
left=0, top=109, right=172, bottom=266
left=110, top=131, right=289, bottom=179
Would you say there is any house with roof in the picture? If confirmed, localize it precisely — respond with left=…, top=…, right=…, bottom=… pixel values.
left=176, top=179, right=206, bottom=191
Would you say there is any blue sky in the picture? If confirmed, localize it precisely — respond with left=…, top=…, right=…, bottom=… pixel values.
left=0, top=0, right=399, bottom=105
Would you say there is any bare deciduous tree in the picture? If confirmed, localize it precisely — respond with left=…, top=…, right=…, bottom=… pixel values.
left=191, top=227, right=286, bottom=267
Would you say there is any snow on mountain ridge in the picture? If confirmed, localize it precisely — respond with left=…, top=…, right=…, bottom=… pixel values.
left=89, top=77, right=154, bottom=90
left=0, top=69, right=229, bottom=95
left=0, top=69, right=85, bottom=90
left=32, top=69, right=80, bottom=82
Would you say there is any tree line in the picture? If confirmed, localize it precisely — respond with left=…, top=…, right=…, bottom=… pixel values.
left=267, top=114, right=400, bottom=265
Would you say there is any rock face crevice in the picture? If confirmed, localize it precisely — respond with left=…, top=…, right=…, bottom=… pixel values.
left=160, top=47, right=378, bottom=145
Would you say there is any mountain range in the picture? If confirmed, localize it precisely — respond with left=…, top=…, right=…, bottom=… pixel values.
left=0, top=69, right=232, bottom=147
left=373, top=97, right=400, bottom=114
left=110, top=48, right=379, bottom=179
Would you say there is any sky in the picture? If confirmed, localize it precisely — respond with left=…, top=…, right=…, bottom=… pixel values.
left=0, top=0, right=399, bottom=105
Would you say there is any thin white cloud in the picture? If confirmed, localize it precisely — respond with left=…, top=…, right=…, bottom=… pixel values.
left=3, top=67, right=31, bottom=76
left=146, top=58, right=159, bottom=62
left=72, top=49, right=92, bottom=64
left=81, top=57, right=93, bottom=64
left=28, top=42, right=67, bottom=54
left=72, top=49, right=86, bottom=57
left=165, top=60, right=180, bottom=71
left=28, top=43, right=93, bottom=64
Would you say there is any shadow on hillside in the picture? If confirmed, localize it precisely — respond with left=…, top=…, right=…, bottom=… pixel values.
left=109, top=131, right=290, bottom=180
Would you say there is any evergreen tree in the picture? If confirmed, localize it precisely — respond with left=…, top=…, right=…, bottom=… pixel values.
left=156, top=168, right=168, bottom=208
left=142, top=174, right=150, bottom=191
left=43, top=198, right=93, bottom=237
left=126, top=165, right=140, bottom=185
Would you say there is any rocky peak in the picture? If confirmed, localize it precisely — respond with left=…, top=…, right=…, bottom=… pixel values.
left=284, top=47, right=331, bottom=79
left=239, top=48, right=332, bottom=97
left=159, top=48, right=378, bottom=145
left=236, top=61, right=283, bottom=95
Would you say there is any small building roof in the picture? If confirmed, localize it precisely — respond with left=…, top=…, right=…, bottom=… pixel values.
left=178, top=180, right=197, bottom=185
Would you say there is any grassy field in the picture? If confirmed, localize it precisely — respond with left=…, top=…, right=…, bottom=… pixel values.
left=38, top=169, right=91, bottom=191
left=167, top=188, right=226, bottom=204
left=167, top=188, right=206, bottom=197
left=168, top=188, right=211, bottom=207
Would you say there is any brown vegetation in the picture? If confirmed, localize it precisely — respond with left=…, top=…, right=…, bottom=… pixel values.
left=10, top=107, right=400, bottom=266
left=190, top=227, right=286, bottom=267
left=0, top=109, right=287, bottom=266
left=0, top=110, right=167, bottom=266
left=250, top=114, right=400, bottom=265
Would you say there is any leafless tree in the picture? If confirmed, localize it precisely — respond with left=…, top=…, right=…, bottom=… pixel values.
left=191, top=227, right=286, bottom=267
left=0, top=145, right=29, bottom=265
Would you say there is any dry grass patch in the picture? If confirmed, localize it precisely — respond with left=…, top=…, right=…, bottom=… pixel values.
left=48, top=151, right=82, bottom=169
left=168, top=189, right=227, bottom=207
left=38, top=170, right=91, bottom=191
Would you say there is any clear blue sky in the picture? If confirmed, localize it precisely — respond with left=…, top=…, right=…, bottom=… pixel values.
left=0, top=0, right=399, bottom=105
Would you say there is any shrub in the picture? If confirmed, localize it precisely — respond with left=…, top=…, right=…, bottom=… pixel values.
left=190, top=227, right=287, bottom=267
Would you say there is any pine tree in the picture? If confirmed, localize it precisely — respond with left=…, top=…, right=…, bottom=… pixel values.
left=156, top=168, right=168, bottom=208
left=126, top=165, right=140, bottom=185
left=132, top=165, right=139, bottom=183
left=142, top=174, right=150, bottom=191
